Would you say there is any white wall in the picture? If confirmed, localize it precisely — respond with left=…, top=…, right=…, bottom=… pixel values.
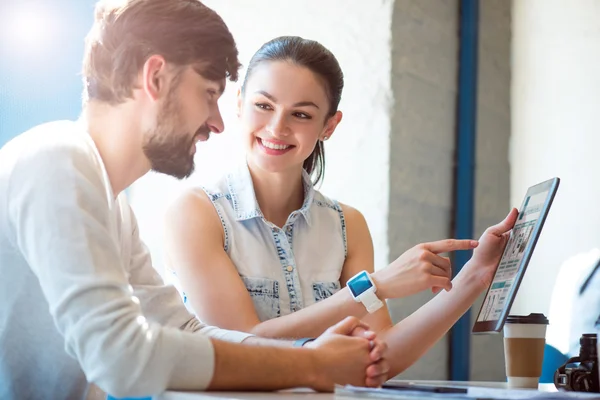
left=511, top=0, right=600, bottom=316
left=129, top=0, right=393, bottom=276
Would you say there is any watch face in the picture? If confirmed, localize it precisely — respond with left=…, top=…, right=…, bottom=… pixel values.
left=349, top=271, right=373, bottom=297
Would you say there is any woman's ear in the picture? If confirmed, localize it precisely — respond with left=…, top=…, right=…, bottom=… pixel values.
left=321, top=111, right=343, bottom=141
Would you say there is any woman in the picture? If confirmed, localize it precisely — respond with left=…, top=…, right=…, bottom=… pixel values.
left=164, top=36, right=517, bottom=376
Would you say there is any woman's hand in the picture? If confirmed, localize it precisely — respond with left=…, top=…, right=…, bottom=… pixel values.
left=462, top=208, right=519, bottom=289
left=372, top=239, right=479, bottom=299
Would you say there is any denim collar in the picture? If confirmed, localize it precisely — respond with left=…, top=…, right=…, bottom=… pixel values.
left=226, top=163, right=315, bottom=227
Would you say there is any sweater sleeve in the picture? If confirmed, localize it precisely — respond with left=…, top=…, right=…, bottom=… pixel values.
left=124, top=202, right=253, bottom=343
left=7, top=140, right=218, bottom=398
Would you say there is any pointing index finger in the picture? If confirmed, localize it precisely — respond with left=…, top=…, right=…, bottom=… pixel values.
left=422, top=239, right=478, bottom=254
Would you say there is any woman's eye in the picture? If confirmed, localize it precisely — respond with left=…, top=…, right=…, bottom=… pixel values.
left=293, top=112, right=312, bottom=120
left=255, top=103, right=273, bottom=111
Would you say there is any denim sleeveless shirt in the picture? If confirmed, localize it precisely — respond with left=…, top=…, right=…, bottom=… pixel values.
left=168, top=163, right=347, bottom=322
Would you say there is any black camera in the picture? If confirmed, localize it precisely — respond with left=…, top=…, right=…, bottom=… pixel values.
left=554, top=333, right=599, bottom=392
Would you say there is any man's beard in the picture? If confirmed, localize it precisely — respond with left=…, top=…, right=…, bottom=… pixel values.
left=142, top=96, right=208, bottom=180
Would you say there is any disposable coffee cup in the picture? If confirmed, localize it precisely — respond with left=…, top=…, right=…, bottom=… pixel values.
left=503, top=313, right=549, bottom=389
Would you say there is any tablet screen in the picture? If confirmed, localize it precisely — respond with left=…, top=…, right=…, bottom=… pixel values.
left=473, top=177, right=560, bottom=333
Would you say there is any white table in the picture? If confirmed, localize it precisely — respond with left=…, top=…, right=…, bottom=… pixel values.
left=158, top=388, right=329, bottom=400
left=155, top=380, right=559, bottom=400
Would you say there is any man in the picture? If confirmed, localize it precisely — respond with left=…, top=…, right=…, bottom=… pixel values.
left=0, top=1, right=389, bottom=399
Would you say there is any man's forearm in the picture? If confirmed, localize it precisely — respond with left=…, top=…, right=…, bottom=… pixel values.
left=207, top=339, right=317, bottom=391
left=382, top=266, right=485, bottom=376
left=183, top=317, right=297, bottom=347
left=181, top=317, right=252, bottom=342
left=241, top=335, right=296, bottom=347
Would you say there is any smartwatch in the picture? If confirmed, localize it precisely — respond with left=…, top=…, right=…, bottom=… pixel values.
left=347, top=270, right=384, bottom=313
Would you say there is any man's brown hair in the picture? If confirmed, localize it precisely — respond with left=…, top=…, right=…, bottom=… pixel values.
left=82, top=0, right=240, bottom=105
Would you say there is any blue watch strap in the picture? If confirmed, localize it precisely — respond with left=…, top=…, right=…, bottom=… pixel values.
left=293, top=337, right=315, bottom=347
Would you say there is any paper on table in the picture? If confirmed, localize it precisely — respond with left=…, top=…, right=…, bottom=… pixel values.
left=335, top=385, right=600, bottom=400
left=469, top=386, right=600, bottom=400
left=335, top=385, right=469, bottom=400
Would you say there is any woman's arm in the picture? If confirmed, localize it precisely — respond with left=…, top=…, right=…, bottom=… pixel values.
left=164, top=190, right=375, bottom=339
left=338, top=204, right=393, bottom=333
left=164, top=189, right=478, bottom=339
left=380, top=209, right=518, bottom=376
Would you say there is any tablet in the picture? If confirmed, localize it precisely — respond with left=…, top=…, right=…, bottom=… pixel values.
left=472, top=177, right=560, bottom=333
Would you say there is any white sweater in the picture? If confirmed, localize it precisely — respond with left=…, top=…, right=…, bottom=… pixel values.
left=0, top=120, right=251, bottom=400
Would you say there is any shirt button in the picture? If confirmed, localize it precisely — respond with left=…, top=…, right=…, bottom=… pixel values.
left=286, top=265, right=293, bottom=272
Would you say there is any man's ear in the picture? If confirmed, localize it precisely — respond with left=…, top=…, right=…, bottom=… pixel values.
left=320, top=111, right=343, bottom=141
left=141, top=55, right=169, bottom=102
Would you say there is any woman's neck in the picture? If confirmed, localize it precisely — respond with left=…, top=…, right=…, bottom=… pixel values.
left=248, top=161, right=305, bottom=228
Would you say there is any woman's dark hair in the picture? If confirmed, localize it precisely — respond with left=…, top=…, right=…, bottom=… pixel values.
left=241, top=36, right=344, bottom=186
